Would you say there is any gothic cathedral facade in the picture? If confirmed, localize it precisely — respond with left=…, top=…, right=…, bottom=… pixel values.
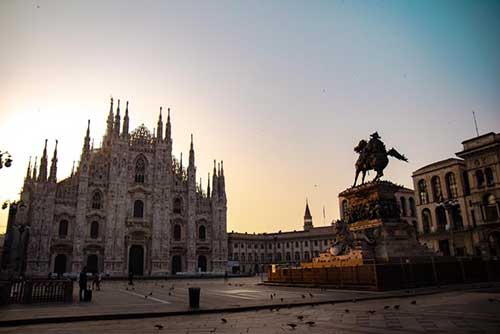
left=11, top=98, right=228, bottom=277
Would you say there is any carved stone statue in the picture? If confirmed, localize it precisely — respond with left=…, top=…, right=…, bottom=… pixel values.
left=353, top=132, right=408, bottom=186
left=329, top=220, right=354, bottom=256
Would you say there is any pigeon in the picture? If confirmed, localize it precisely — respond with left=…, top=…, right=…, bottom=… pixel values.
left=287, top=323, right=297, bottom=329
left=384, top=306, right=390, bottom=310
left=221, top=318, right=227, bottom=323
left=345, top=309, right=350, bottom=313
left=144, top=295, right=148, bottom=299
left=280, top=298, right=284, bottom=302
left=411, top=300, right=416, bottom=305
left=368, top=310, right=376, bottom=314
left=168, top=292, right=171, bottom=296
left=154, top=324, right=164, bottom=330
left=394, top=305, right=400, bottom=310
left=305, top=321, right=315, bottom=326
left=149, top=292, right=153, bottom=296
left=228, top=283, right=232, bottom=286
left=125, top=287, right=129, bottom=291
left=301, top=294, right=306, bottom=299
left=270, top=294, right=273, bottom=299
left=297, top=315, right=304, bottom=321
left=309, top=293, right=313, bottom=298
left=160, top=285, right=164, bottom=289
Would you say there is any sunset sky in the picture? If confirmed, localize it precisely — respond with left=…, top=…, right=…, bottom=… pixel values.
left=1, top=0, right=499, bottom=234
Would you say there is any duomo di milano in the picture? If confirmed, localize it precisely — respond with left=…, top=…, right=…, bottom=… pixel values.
left=9, top=98, right=228, bottom=276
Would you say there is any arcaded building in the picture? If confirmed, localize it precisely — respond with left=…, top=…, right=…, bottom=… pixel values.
left=227, top=201, right=336, bottom=273
left=412, top=132, right=500, bottom=258
left=3, top=98, right=227, bottom=277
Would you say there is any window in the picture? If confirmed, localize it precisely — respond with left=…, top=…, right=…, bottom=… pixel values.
left=234, top=243, right=238, bottom=248
left=58, top=220, right=68, bottom=238
left=286, top=242, right=290, bottom=248
left=295, top=241, right=299, bottom=247
left=91, top=191, right=102, bottom=210
left=261, top=244, right=264, bottom=249
left=400, top=197, right=407, bottom=216
left=436, top=206, right=447, bottom=231
left=484, top=194, right=499, bottom=221
left=135, top=156, right=146, bottom=183
left=261, top=254, right=265, bottom=262
left=90, top=221, right=99, bottom=239
left=198, top=225, right=206, bottom=241
left=412, top=221, right=418, bottom=232
left=294, top=252, right=300, bottom=261
left=173, top=224, right=181, bottom=241
left=409, top=197, right=416, bottom=217
left=418, top=180, right=429, bottom=204
left=234, top=253, right=239, bottom=260
left=304, top=241, right=308, bottom=247
left=269, top=244, right=272, bottom=249
left=462, top=171, right=471, bottom=195
left=276, top=253, right=282, bottom=262
left=485, top=168, right=495, bottom=186
left=314, top=240, right=318, bottom=246
left=476, top=170, right=485, bottom=188
left=431, top=176, right=443, bottom=202
left=471, top=210, right=477, bottom=227
left=285, top=252, right=291, bottom=261
left=133, top=200, right=144, bottom=218
left=422, top=209, right=432, bottom=234
left=324, top=240, right=328, bottom=246
left=451, top=206, right=464, bottom=230
left=254, top=244, right=258, bottom=249
left=173, top=198, right=183, bottom=214
left=304, top=251, right=310, bottom=260
left=248, top=253, right=252, bottom=261
left=277, top=243, right=281, bottom=249
left=241, top=253, right=245, bottom=262
left=445, top=172, right=458, bottom=199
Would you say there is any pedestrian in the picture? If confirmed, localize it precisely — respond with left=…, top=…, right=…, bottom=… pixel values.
left=224, top=270, right=228, bottom=283
left=128, top=271, right=134, bottom=286
left=79, top=266, right=88, bottom=302
left=92, top=272, right=101, bottom=291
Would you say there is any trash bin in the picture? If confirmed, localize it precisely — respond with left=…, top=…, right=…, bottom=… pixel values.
left=188, top=287, right=200, bottom=309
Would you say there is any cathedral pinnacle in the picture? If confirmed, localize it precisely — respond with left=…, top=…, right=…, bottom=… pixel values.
left=165, top=107, right=171, bottom=142
left=189, top=134, right=195, bottom=168
left=122, top=101, right=130, bottom=137
left=37, top=139, right=49, bottom=182
left=157, top=106, right=163, bottom=141
left=25, top=156, right=32, bottom=180
left=114, top=99, right=121, bottom=137
left=49, top=139, right=58, bottom=182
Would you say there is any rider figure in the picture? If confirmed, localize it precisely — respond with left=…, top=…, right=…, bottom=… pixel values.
left=366, top=132, right=386, bottom=155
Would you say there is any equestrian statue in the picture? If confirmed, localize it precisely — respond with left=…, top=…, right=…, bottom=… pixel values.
left=353, top=132, right=408, bottom=186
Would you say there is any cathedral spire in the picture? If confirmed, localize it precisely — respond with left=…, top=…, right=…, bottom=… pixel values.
left=49, top=139, right=58, bottom=182
left=157, top=107, right=163, bottom=141
left=207, top=172, right=211, bottom=198
left=32, top=156, right=38, bottom=180
left=82, top=120, right=91, bottom=153
left=105, top=97, right=114, bottom=145
left=38, top=139, right=48, bottom=182
left=114, top=99, right=121, bottom=137
left=180, top=152, right=183, bottom=170
left=122, top=101, right=130, bottom=137
left=25, top=156, right=32, bottom=181
left=71, top=160, right=75, bottom=177
left=212, top=160, right=219, bottom=198
left=188, top=134, right=195, bottom=168
left=165, top=107, right=171, bottom=142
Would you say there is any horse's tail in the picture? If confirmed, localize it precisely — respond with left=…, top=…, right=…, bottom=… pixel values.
left=387, top=148, right=408, bottom=162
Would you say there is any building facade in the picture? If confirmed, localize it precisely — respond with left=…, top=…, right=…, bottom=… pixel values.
left=412, top=132, right=500, bottom=258
left=227, top=201, right=336, bottom=274
left=3, top=98, right=227, bottom=277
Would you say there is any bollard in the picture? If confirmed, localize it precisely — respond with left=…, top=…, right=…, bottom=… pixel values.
left=189, top=287, right=200, bottom=309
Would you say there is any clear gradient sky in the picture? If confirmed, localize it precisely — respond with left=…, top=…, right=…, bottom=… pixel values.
left=1, top=0, right=499, bottom=234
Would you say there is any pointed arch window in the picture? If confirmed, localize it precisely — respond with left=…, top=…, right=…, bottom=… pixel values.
left=445, top=172, right=458, bottom=199
left=91, top=191, right=102, bottom=210
left=198, top=225, right=206, bottom=241
left=173, top=197, right=183, bottom=214
left=409, top=197, right=416, bottom=217
left=58, top=220, right=68, bottom=238
left=90, top=221, right=99, bottom=239
left=135, top=157, right=146, bottom=183
left=400, top=197, right=407, bottom=216
left=418, top=180, right=429, bottom=205
left=133, top=200, right=144, bottom=218
left=173, top=224, right=181, bottom=241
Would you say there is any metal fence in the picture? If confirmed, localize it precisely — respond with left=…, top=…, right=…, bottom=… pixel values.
left=267, top=258, right=500, bottom=291
left=0, top=279, right=73, bottom=305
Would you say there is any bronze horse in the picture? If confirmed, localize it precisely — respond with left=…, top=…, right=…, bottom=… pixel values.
left=353, top=139, right=408, bottom=186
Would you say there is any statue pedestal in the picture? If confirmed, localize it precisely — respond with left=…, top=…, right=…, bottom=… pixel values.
left=306, top=181, right=434, bottom=268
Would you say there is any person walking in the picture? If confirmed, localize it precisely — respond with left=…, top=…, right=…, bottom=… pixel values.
left=79, top=266, right=88, bottom=302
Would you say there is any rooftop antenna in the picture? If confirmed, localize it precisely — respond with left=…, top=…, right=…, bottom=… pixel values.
left=472, top=110, right=479, bottom=137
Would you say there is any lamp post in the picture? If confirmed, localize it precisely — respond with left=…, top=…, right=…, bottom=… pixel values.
left=439, top=199, right=459, bottom=256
